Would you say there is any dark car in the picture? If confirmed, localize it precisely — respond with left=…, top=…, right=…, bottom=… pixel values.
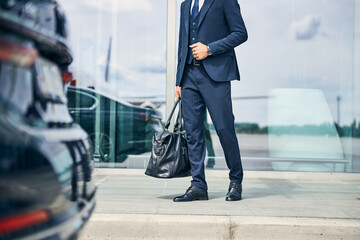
left=0, top=1, right=96, bottom=239
left=66, top=86, right=163, bottom=163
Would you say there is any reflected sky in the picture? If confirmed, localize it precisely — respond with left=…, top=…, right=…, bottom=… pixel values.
left=59, top=0, right=167, bottom=96
left=58, top=0, right=356, bottom=127
left=236, top=0, right=355, bottom=126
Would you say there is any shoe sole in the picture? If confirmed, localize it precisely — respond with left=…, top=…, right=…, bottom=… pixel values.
left=225, top=197, right=242, bottom=201
left=195, top=197, right=208, bottom=201
left=173, top=197, right=209, bottom=202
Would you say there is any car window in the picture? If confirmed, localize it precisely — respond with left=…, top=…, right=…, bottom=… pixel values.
left=34, top=57, right=66, bottom=103
left=67, top=89, right=76, bottom=108
left=8, top=66, right=33, bottom=114
left=0, top=62, right=33, bottom=114
left=67, top=89, right=97, bottom=110
left=0, top=62, right=14, bottom=101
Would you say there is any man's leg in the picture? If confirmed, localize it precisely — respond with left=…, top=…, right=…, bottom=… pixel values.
left=198, top=67, right=243, bottom=184
left=181, top=66, right=207, bottom=190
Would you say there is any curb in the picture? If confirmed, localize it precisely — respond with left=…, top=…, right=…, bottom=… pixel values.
left=80, top=214, right=360, bottom=240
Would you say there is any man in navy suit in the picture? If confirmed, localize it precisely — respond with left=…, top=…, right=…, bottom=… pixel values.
left=173, top=0, right=248, bottom=202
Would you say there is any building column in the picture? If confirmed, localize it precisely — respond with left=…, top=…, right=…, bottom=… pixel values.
left=352, top=0, right=360, bottom=171
left=165, top=0, right=177, bottom=130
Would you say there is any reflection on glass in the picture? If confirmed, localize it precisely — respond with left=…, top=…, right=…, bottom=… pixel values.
left=203, top=110, right=215, bottom=168
left=193, top=0, right=360, bottom=173
left=60, top=0, right=167, bottom=167
left=61, top=0, right=359, bottom=173
left=67, top=87, right=163, bottom=164
left=268, top=88, right=345, bottom=171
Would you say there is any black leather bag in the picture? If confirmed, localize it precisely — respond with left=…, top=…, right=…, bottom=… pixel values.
left=145, top=98, right=191, bottom=178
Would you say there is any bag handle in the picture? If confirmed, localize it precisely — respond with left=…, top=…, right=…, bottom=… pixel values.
left=174, top=99, right=184, bottom=132
left=164, top=98, right=181, bottom=130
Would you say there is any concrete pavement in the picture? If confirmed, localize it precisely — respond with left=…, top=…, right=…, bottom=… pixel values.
left=79, top=169, right=360, bottom=239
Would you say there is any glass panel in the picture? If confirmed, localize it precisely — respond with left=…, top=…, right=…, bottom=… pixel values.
left=268, top=89, right=343, bottom=159
left=62, top=0, right=167, bottom=166
left=175, top=0, right=359, bottom=173
left=267, top=88, right=345, bottom=171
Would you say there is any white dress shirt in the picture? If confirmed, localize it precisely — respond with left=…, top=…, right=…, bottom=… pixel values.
left=191, top=0, right=205, bottom=14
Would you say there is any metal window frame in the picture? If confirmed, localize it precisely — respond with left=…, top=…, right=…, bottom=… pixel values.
left=165, top=0, right=177, bottom=130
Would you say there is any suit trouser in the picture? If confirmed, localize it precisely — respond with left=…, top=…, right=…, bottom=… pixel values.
left=181, top=64, right=243, bottom=190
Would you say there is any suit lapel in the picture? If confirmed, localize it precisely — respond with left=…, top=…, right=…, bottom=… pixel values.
left=183, top=0, right=191, bottom=37
left=197, top=0, right=215, bottom=28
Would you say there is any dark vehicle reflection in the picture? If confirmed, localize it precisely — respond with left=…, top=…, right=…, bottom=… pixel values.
left=67, top=86, right=163, bottom=163
left=0, top=0, right=96, bottom=239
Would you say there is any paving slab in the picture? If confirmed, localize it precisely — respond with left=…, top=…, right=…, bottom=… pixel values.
left=79, top=169, right=360, bottom=239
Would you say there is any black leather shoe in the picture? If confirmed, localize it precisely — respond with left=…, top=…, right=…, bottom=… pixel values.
left=173, top=186, right=208, bottom=202
left=226, top=182, right=242, bottom=201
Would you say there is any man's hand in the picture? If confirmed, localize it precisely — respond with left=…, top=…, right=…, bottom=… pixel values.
left=176, top=86, right=181, bottom=99
left=190, top=42, right=208, bottom=60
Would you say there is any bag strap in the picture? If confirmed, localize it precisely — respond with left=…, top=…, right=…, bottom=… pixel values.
left=164, top=98, right=181, bottom=130
left=174, top=99, right=184, bottom=132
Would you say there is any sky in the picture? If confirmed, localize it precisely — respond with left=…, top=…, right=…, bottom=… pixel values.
left=58, top=0, right=358, bottom=127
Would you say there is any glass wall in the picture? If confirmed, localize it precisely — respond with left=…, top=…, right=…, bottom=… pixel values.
left=174, top=0, right=359, bottom=172
left=60, top=0, right=167, bottom=167
left=61, top=0, right=359, bottom=173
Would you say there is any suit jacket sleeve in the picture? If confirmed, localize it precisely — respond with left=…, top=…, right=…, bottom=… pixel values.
left=176, top=2, right=185, bottom=86
left=208, top=0, right=248, bottom=56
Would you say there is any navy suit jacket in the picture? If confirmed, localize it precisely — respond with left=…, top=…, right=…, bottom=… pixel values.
left=176, top=0, right=248, bottom=86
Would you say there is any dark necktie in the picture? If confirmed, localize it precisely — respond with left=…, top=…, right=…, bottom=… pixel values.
left=192, top=0, right=199, bottom=20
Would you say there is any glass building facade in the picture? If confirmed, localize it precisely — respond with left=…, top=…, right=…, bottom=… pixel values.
left=62, top=0, right=360, bottom=173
